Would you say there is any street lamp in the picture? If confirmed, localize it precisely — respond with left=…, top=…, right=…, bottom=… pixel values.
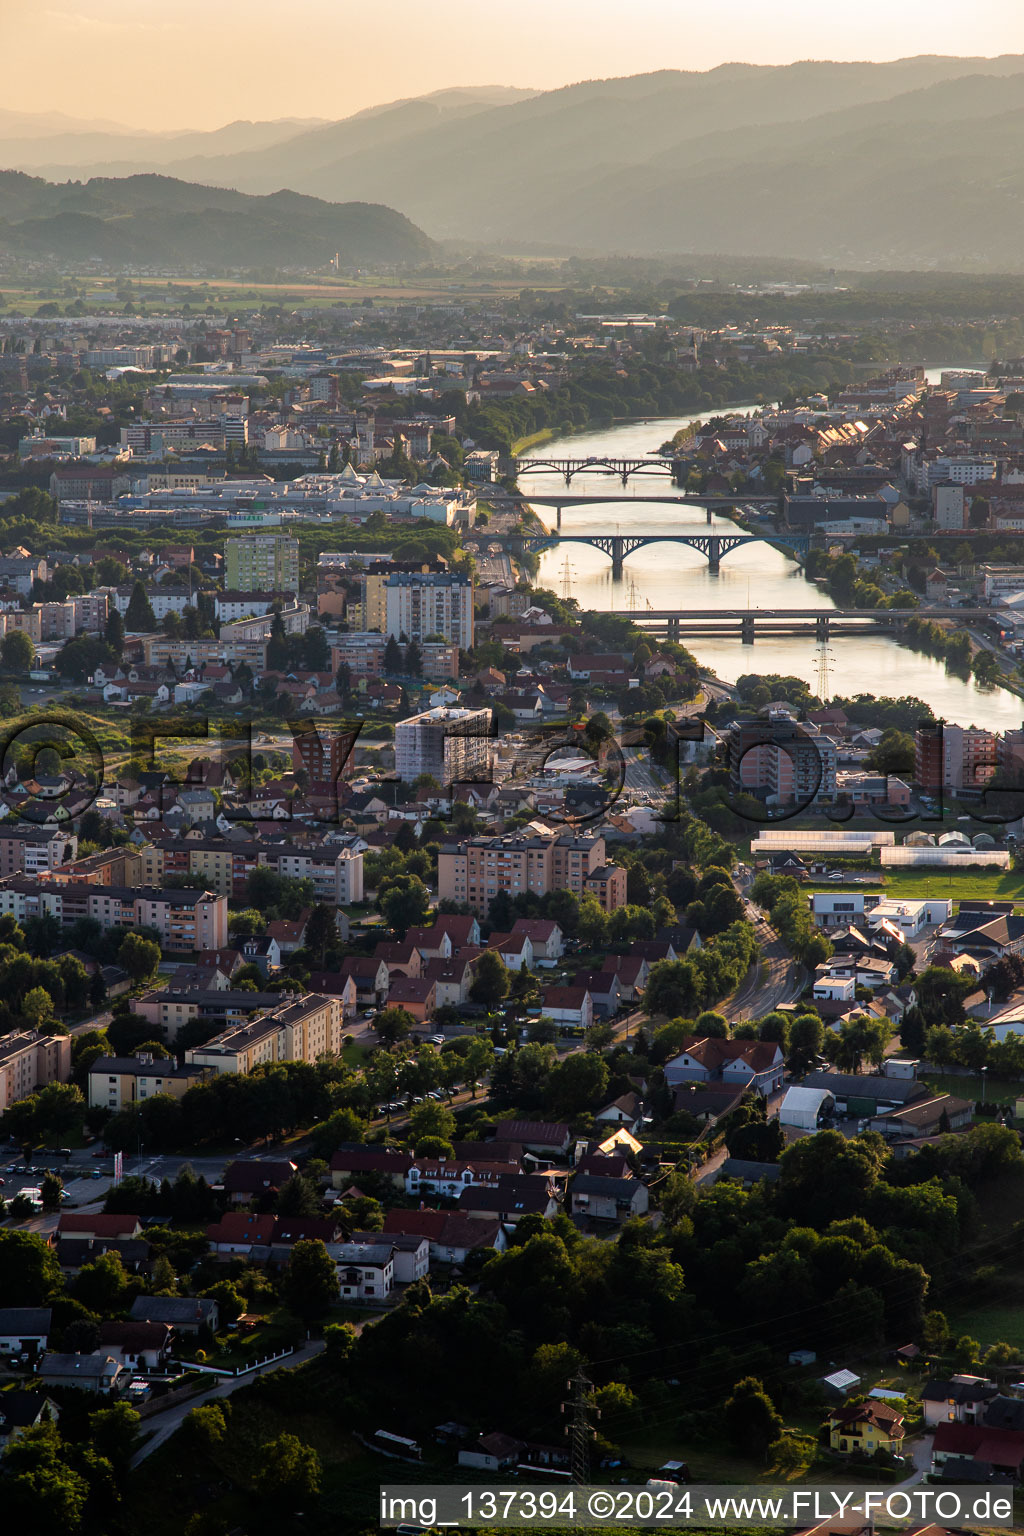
left=981, top=1065, right=988, bottom=1105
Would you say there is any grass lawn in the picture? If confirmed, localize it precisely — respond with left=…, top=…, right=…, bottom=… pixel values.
left=921, top=1072, right=1021, bottom=1105
left=877, top=867, right=1024, bottom=905
left=340, top=1040, right=370, bottom=1068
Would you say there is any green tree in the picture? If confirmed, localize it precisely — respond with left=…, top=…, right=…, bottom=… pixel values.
left=304, top=903, right=337, bottom=967
left=409, top=1100, right=456, bottom=1146
left=469, top=948, right=510, bottom=1007
left=547, top=1052, right=609, bottom=1115
left=576, top=891, right=609, bottom=948
left=645, top=958, right=702, bottom=1017
left=281, top=1239, right=338, bottom=1321
left=0, top=1423, right=89, bottom=1536
left=21, top=985, right=53, bottom=1031
left=0, top=629, right=34, bottom=672
left=104, top=608, right=125, bottom=657
left=118, top=932, right=161, bottom=983
left=375, top=1005, right=414, bottom=1047
left=788, top=1012, right=825, bottom=1072
left=255, top=1432, right=321, bottom=1510
left=724, top=1376, right=783, bottom=1457
left=378, top=873, right=430, bottom=937
left=0, top=1229, right=62, bottom=1304
left=867, top=728, right=915, bottom=777
left=88, top=1401, right=141, bottom=1472
left=276, top=1172, right=319, bottom=1218
left=124, top=581, right=156, bottom=632
left=74, top=1250, right=127, bottom=1313
left=384, top=635, right=403, bottom=674
left=40, top=1170, right=62, bottom=1210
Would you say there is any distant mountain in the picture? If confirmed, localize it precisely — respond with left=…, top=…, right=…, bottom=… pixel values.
left=16, top=56, right=1024, bottom=268
left=0, top=118, right=332, bottom=170
left=0, top=173, right=435, bottom=267
left=16, top=63, right=1024, bottom=266
left=0, top=86, right=536, bottom=180
left=0, top=108, right=138, bottom=139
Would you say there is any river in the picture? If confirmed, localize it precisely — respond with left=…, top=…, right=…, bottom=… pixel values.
left=525, top=383, right=1022, bottom=729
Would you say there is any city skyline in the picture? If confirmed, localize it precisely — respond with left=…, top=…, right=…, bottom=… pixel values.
left=3, top=0, right=1024, bottom=130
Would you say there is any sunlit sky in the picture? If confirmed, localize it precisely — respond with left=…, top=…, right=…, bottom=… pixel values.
left=5, top=0, right=1024, bottom=130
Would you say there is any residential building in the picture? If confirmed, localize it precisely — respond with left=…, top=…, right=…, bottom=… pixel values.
left=0, top=1309, right=51, bottom=1358
left=394, top=706, right=493, bottom=785
left=325, top=1240, right=396, bottom=1301
left=0, top=1030, right=71, bottom=1112
left=664, top=1038, right=786, bottom=1094
left=384, top=569, right=474, bottom=647
left=87, top=1053, right=208, bottom=1111
left=827, top=1400, right=905, bottom=1456
left=438, top=830, right=626, bottom=918
left=915, top=721, right=999, bottom=794
left=224, top=533, right=300, bottom=593
left=728, top=716, right=837, bottom=805
left=184, top=992, right=347, bottom=1075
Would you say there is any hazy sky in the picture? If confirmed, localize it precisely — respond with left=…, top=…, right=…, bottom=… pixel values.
left=6, top=0, right=1024, bottom=130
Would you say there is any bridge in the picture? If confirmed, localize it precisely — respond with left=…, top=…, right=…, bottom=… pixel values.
left=515, top=454, right=682, bottom=486
left=503, top=490, right=780, bottom=527
left=520, top=529, right=811, bottom=576
left=630, top=607, right=993, bottom=642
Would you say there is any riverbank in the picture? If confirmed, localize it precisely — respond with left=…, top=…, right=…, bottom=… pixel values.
left=510, top=427, right=556, bottom=454
left=514, top=410, right=1024, bottom=729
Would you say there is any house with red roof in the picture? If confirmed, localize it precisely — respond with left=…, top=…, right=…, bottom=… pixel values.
left=664, top=1038, right=785, bottom=1094
left=510, top=917, right=564, bottom=961
left=931, top=1420, right=1024, bottom=1479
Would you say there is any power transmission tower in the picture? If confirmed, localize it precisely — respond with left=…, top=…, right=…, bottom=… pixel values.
left=560, top=554, right=574, bottom=602
left=562, top=1368, right=598, bottom=1485
left=814, top=641, right=834, bottom=703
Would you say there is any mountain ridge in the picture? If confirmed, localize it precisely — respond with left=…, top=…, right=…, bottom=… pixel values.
left=0, top=171, right=435, bottom=268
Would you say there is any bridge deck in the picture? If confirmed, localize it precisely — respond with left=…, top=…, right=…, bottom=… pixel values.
left=633, top=607, right=990, bottom=620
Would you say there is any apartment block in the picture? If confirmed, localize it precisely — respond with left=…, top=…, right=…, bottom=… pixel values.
left=0, top=1030, right=71, bottom=1113
left=395, top=706, right=492, bottom=784
left=915, top=721, right=999, bottom=793
left=0, top=879, right=227, bottom=954
left=384, top=569, right=474, bottom=648
left=727, top=717, right=837, bottom=805
left=185, top=992, right=346, bottom=1075
left=0, top=827, right=77, bottom=879
left=438, top=830, right=625, bottom=918
left=87, top=1053, right=208, bottom=1111
left=224, top=534, right=300, bottom=594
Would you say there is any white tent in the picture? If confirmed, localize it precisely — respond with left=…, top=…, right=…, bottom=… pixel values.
left=779, top=1085, right=834, bottom=1130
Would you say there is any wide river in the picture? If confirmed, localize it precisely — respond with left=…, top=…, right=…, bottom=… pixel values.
left=526, top=370, right=1022, bottom=729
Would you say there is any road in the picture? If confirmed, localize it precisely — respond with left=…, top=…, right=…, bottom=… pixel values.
left=129, top=1339, right=327, bottom=1466
left=719, top=895, right=805, bottom=1023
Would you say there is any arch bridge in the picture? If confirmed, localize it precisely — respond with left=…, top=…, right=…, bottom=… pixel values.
left=515, top=455, right=681, bottom=486
left=521, top=530, right=810, bottom=576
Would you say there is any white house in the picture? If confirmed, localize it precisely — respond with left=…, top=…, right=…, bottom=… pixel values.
left=325, top=1241, right=395, bottom=1302
left=0, top=1309, right=50, bottom=1357
left=813, top=975, right=857, bottom=1002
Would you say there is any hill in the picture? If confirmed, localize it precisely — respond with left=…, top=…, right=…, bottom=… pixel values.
left=14, top=57, right=1024, bottom=267
left=0, top=172, right=435, bottom=268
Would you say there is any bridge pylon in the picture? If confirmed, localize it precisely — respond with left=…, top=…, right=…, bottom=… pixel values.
left=741, top=615, right=755, bottom=644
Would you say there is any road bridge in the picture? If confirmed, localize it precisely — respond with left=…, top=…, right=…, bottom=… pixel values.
left=504, top=490, right=780, bottom=527
left=519, top=530, right=811, bottom=575
left=515, top=454, right=682, bottom=486
left=630, top=607, right=993, bottom=642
